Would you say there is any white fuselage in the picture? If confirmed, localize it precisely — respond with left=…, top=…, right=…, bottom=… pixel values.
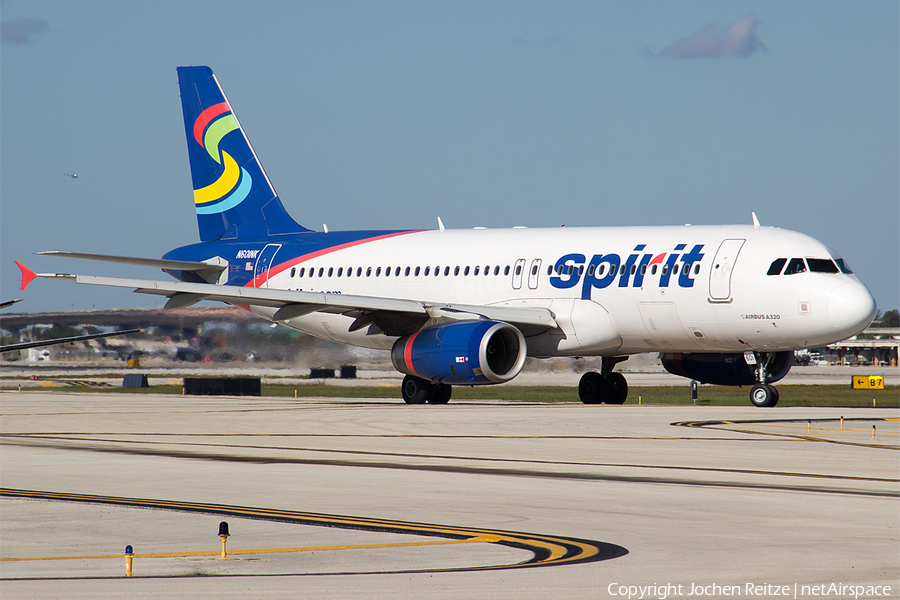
left=247, top=224, right=876, bottom=357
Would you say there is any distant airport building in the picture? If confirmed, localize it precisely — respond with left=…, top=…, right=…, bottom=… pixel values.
left=823, top=327, right=899, bottom=367
left=3, top=308, right=898, bottom=368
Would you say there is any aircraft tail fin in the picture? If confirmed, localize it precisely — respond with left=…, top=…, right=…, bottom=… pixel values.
left=177, top=66, right=311, bottom=241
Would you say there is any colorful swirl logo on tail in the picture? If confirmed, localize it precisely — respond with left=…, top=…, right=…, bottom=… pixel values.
left=192, top=102, right=252, bottom=215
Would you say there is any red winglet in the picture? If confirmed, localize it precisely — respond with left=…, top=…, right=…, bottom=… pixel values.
left=15, top=261, right=38, bottom=291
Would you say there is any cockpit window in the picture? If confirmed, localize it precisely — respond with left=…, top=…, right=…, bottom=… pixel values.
left=783, top=258, right=807, bottom=275
left=767, top=258, right=787, bottom=276
left=807, top=258, right=839, bottom=273
left=834, top=258, right=853, bottom=274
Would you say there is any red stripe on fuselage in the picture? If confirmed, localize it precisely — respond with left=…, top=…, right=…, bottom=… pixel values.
left=245, top=230, right=426, bottom=288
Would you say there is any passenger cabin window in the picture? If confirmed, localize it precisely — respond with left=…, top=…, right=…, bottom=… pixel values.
left=807, top=258, right=839, bottom=273
left=783, top=258, right=807, bottom=275
left=767, top=258, right=787, bottom=276
left=504, top=266, right=510, bottom=276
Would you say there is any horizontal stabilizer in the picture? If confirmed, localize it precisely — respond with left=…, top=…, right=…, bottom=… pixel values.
left=1, top=329, right=144, bottom=353
left=0, top=298, right=24, bottom=310
left=36, top=251, right=226, bottom=273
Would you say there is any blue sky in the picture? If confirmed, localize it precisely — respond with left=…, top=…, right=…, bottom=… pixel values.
left=2, top=1, right=897, bottom=313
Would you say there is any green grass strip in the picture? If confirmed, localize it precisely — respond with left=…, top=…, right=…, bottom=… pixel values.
left=35, top=382, right=900, bottom=407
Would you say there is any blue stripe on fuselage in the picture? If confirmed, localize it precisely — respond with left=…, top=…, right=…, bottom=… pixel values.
left=161, top=230, right=424, bottom=287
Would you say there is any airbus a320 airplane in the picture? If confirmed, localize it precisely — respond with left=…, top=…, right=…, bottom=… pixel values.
left=17, top=66, right=877, bottom=407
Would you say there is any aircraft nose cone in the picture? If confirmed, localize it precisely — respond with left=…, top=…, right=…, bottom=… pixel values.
left=828, top=282, right=876, bottom=338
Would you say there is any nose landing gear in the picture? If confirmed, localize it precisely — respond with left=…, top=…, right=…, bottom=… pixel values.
left=748, top=352, right=780, bottom=407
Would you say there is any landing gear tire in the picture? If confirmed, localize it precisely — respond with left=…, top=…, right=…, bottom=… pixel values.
left=607, top=372, right=628, bottom=405
left=578, top=372, right=606, bottom=404
left=402, top=375, right=430, bottom=404
left=427, top=383, right=452, bottom=404
left=749, top=383, right=779, bottom=408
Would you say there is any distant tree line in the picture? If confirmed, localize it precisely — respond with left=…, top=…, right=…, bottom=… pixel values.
left=875, top=309, right=899, bottom=327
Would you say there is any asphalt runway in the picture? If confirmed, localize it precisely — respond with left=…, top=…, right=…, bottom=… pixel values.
left=1, top=392, right=898, bottom=599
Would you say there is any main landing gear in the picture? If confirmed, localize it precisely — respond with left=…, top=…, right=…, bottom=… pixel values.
left=748, top=352, right=780, bottom=408
left=401, top=375, right=452, bottom=405
left=578, top=357, right=628, bottom=405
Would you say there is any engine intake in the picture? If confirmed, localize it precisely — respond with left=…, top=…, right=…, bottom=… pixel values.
left=660, top=351, right=792, bottom=386
left=391, top=321, right=527, bottom=385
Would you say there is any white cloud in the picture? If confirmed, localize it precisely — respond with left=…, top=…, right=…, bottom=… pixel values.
left=659, top=13, right=765, bottom=59
left=1, top=17, right=50, bottom=44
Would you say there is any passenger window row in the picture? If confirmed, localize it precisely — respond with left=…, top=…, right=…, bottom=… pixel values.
left=288, top=264, right=514, bottom=279
left=767, top=257, right=852, bottom=276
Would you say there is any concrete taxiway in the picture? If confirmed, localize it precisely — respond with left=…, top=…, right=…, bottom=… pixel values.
left=1, top=391, right=898, bottom=599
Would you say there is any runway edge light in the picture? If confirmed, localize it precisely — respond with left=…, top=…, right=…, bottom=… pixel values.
left=125, top=545, right=133, bottom=577
left=218, top=521, right=230, bottom=559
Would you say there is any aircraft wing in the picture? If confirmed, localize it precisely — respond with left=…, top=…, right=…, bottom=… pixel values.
left=17, top=264, right=558, bottom=334
left=1, top=329, right=144, bottom=353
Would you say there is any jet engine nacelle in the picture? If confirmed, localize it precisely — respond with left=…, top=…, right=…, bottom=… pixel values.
left=660, top=351, right=793, bottom=386
left=391, top=321, right=527, bottom=385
